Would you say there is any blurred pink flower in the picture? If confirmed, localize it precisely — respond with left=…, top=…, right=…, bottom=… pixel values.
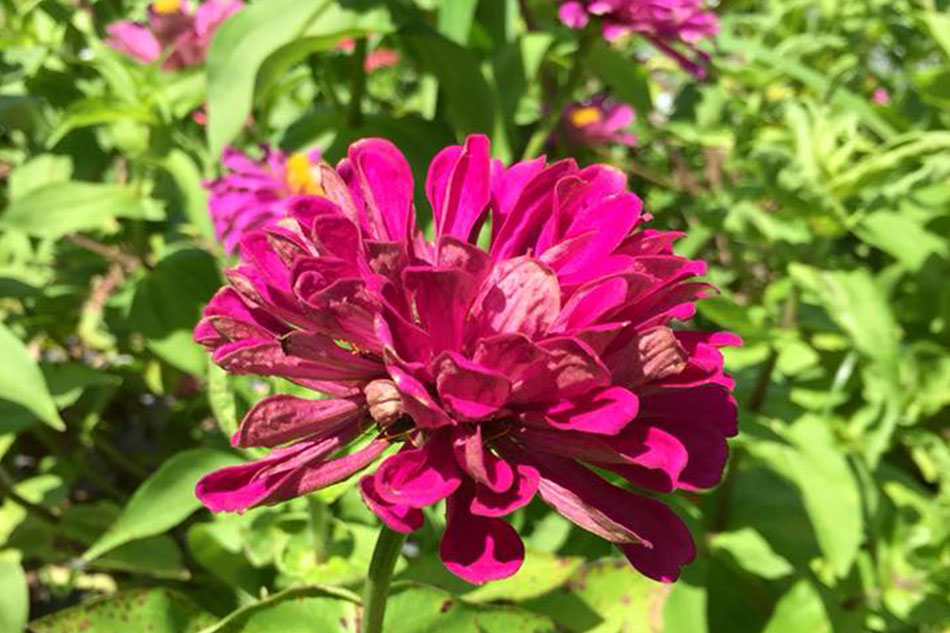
left=194, top=134, right=739, bottom=585
left=872, top=87, right=890, bottom=105
left=556, top=0, right=718, bottom=77
left=105, top=0, right=242, bottom=70
left=205, top=146, right=322, bottom=254
left=563, top=96, right=637, bottom=147
left=364, top=48, right=400, bottom=72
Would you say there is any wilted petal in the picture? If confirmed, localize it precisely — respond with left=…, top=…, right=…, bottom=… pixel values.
left=468, top=257, right=560, bottom=341
left=232, top=394, right=363, bottom=448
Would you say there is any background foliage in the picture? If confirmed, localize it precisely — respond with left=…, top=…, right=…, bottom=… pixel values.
left=2, top=0, right=950, bottom=631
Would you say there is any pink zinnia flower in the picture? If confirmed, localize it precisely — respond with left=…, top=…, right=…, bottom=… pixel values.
left=872, top=87, right=890, bottom=105
left=205, top=146, right=322, bottom=255
left=563, top=96, right=637, bottom=147
left=105, top=0, right=242, bottom=70
left=556, top=0, right=718, bottom=78
left=364, top=48, right=401, bottom=72
left=194, top=134, right=739, bottom=584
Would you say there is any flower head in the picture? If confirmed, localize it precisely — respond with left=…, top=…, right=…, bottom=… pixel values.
left=563, top=96, right=637, bottom=147
left=872, top=87, right=890, bottom=105
left=556, top=0, right=718, bottom=77
left=105, top=0, right=242, bottom=70
left=205, top=146, right=323, bottom=255
left=194, top=134, right=739, bottom=584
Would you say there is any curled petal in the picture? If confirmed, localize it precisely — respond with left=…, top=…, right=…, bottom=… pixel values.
left=542, top=386, right=639, bottom=435
left=374, top=434, right=461, bottom=507
left=468, top=257, right=560, bottom=341
left=427, top=134, right=492, bottom=244
left=433, top=352, right=511, bottom=421
left=470, top=464, right=540, bottom=518
left=359, top=475, right=424, bottom=533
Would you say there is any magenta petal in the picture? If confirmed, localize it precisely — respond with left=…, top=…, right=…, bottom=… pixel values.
left=470, top=464, right=540, bottom=517
left=402, top=266, right=478, bottom=353
left=105, top=22, right=162, bottom=64
left=427, top=134, right=492, bottom=244
left=232, top=394, right=362, bottom=448
left=440, top=488, right=525, bottom=583
left=433, top=352, right=511, bottom=421
left=451, top=426, right=514, bottom=492
left=345, top=138, right=414, bottom=241
left=468, top=257, right=560, bottom=341
left=543, top=386, right=639, bottom=435
left=374, top=434, right=462, bottom=507
left=359, top=475, right=424, bottom=532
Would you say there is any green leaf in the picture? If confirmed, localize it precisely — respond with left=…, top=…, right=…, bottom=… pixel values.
left=437, top=0, right=479, bottom=44
left=0, top=550, right=28, bottom=633
left=709, top=528, right=794, bottom=580
left=856, top=210, right=947, bottom=271
left=197, top=585, right=359, bottom=633
left=0, top=182, right=164, bottom=238
left=7, top=154, right=72, bottom=200
left=46, top=99, right=157, bottom=148
left=208, top=363, right=239, bottom=439
left=206, top=0, right=329, bottom=156
left=385, top=583, right=558, bottom=633
left=588, top=41, right=653, bottom=114
left=160, top=149, right=214, bottom=239
left=83, top=448, right=243, bottom=561
left=401, top=27, right=495, bottom=136
left=464, top=551, right=584, bottom=603
left=520, top=560, right=668, bottom=632
left=0, top=321, right=64, bottom=431
left=129, top=248, right=221, bottom=374
left=29, top=588, right=215, bottom=633
left=761, top=580, right=830, bottom=633
left=923, top=11, right=950, bottom=61
left=748, top=417, right=863, bottom=578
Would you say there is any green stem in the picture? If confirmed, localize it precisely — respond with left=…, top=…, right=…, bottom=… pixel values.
left=360, top=526, right=406, bottom=633
left=522, top=27, right=597, bottom=159
left=349, top=38, right=368, bottom=128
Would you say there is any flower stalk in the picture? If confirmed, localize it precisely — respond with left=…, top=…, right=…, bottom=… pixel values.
left=360, top=526, right=407, bottom=633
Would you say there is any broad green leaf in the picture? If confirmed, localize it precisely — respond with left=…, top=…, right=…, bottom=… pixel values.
left=46, top=99, right=156, bottom=148
left=709, top=528, right=794, bottom=580
left=437, top=0, right=479, bottom=44
left=187, top=521, right=268, bottom=597
left=30, top=588, right=215, bottom=633
left=856, top=210, right=947, bottom=271
left=385, top=583, right=557, bottom=633
left=761, top=580, right=830, bottom=633
left=401, top=27, right=495, bottom=136
left=464, top=551, right=584, bottom=603
left=0, top=182, right=164, bottom=238
left=7, top=154, right=72, bottom=200
left=207, top=0, right=330, bottom=156
left=588, top=41, right=653, bottom=114
left=83, top=448, right=243, bottom=561
left=0, top=550, right=28, bottom=633
left=197, top=585, right=359, bottom=633
left=520, top=560, right=668, bottom=633
left=923, top=12, right=950, bottom=61
left=129, top=248, right=221, bottom=374
left=748, top=417, right=863, bottom=578
left=0, top=320, right=64, bottom=430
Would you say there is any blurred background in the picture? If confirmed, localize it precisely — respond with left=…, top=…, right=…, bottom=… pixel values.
left=1, top=0, right=949, bottom=631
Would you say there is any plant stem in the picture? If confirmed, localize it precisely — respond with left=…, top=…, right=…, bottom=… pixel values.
left=349, top=38, right=368, bottom=128
left=522, top=27, right=597, bottom=159
left=360, top=526, right=406, bottom=633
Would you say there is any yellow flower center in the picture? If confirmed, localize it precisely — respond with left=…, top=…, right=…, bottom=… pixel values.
left=569, top=106, right=603, bottom=127
left=152, top=0, right=183, bottom=14
left=285, top=152, right=324, bottom=196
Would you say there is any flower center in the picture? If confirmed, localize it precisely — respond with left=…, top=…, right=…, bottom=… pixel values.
left=152, top=0, right=183, bottom=14
left=569, top=106, right=603, bottom=127
left=285, top=152, right=325, bottom=196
